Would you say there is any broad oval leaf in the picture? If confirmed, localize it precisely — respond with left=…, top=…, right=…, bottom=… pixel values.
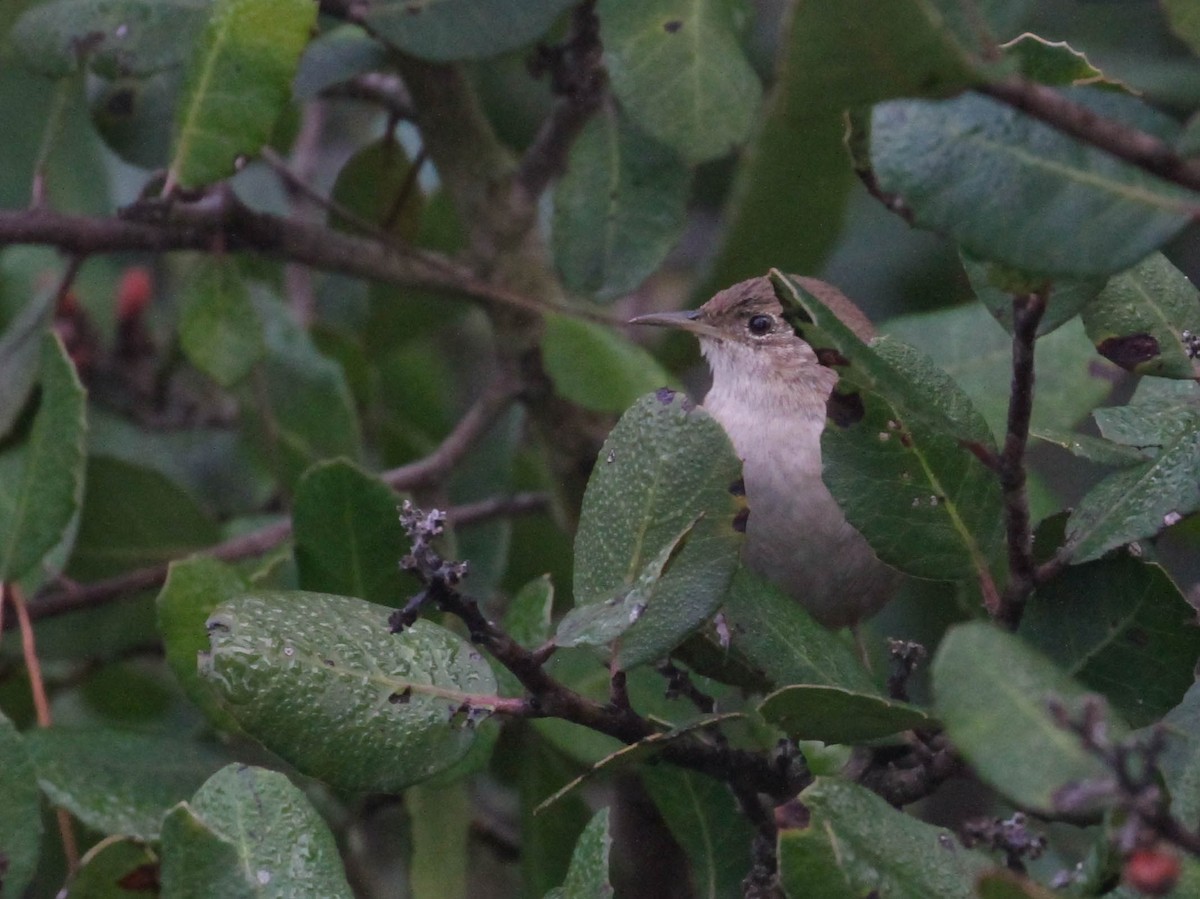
left=167, top=0, right=317, bottom=189
left=0, top=713, right=42, bottom=897
left=960, top=250, right=1103, bottom=337
left=201, top=590, right=498, bottom=792
left=932, top=622, right=1122, bottom=814
left=774, top=273, right=1004, bottom=585
left=179, top=257, right=264, bottom=387
left=23, top=727, right=227, bottom=840
left=779, top=778, right=993, bottom=899
left=598, top=0, right=762, bottom=164
left=362, top=0, right=575, bottom=62
left=871, top=90, right=1199, bottom=277
left=542, top=314, right=678, bottom=414
left=292, top=459, right=408, bottom=607
left=545, top=807, right=613, bottom=899
left=11, top=0, right=209, bottom=78
left=759, top=685, right=932, bottom=744
left=160, top=764, right=354, bottom=898
left=0, top=333, right=87, bottom=582
left=328, top=136, right=424, bottom=238
left=553, top=104, right=689, bottom=302
left=572, top=390, right=744, bottom=669
left=1021, top=556, right=1200, bottom=727
left=1081, top=252, right=1200, bottom=378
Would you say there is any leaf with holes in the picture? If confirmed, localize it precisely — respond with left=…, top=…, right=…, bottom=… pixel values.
left=201, top=591, right=498, bottom=791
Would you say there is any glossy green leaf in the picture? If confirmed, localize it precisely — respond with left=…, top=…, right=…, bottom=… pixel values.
left=544, top=807, right=613, bottom=899
left=597, top=0, right=762, bottom=164
left=69, top=838, right=159, bottom=899
left=363, top=0, right=574, bottom=62
left=543, top=315, right=677, bottom=414
left=553, top=104, right=688, bottom=302
left=240, top=295, right=361, bottom=488
left=933, top=622, right=1121, bottom=813
left=1031, top=428, right=1150, bottom=466
left=1081, top=252, right=1200, bottom=378
left=774, top=273, right=1004, bottom=584
left=779, top=778, right=992, bottom=899
left=0, top=712, right=41, bottom=897
left=67, top=457, right=219, bottom=581
left=1164, top=0, right=1200, bottom=56
left=720, top=567, right=876, bottom=693
left=179, top=257, right=264, bottom=387
left=329, top=137, right=424, bottom=239
left=292, top=459, right=407, bottom=607
left=759, top=685, right=932, bottom=744
left=0, top=333, right=86, bottom=582
left=24, top=727, right=226, bottom=840
left=160, top=764, right=353, bottom=898
left=885, top=303, right=1118, bottom=440
left=201, top=591, right=497, bottom=791
left=1065, top=415, right=1200, bottom=563
left=0, top=287, right=55, bottom=439
left=573, top=390, right=743, bottom=668
left=505, top=574, right=554, bottom=649
left=960, top=250, right=1103, bottom=337
left=157, top=557, right=251, bottom=730
left=640, top=766, right=753, bottom=899
left=11, top=0, right=208, bottom=78
left=557, top=515, right=698, bottom=649
left=1021, top=557, right=1200, bottom=727
left=1159, top=681, right=1200, bottom=826
left=1094, top=377, right=1200, bottom=447
left=167, top=0, right=317, bottom=189
left=871, top=90, right=1198, bottom=277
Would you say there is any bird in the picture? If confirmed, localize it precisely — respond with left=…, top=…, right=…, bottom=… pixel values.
left=631, top=275, right=897, bottom=630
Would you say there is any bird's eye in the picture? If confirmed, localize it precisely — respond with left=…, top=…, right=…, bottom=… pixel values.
left=747, top=314, right=773, bottom=336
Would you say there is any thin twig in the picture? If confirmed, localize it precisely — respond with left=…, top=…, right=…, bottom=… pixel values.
left=4, top=583, right=80, bottom=872
left=976, top=76, right=1200, bottom=196
left=993, top=290, right=1047, bottom=629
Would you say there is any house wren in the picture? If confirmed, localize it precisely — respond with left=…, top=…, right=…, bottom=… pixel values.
left=631, top=275, right=897, bottom=629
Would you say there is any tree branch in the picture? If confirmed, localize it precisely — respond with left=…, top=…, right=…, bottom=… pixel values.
left=976, top=76, right=1200, bottom=196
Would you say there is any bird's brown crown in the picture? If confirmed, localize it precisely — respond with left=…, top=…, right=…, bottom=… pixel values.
left=702, top=275, right=875, bottom=343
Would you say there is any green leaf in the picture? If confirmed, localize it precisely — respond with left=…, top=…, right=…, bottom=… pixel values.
left=640, top=766, right=754, bottom=899
left=720, top=567, right=877, bottom=693
left=329, top=137, right=424, bottom=239
left=1030, top=428, right=1150, bottom=467
left=1159, top=681, right=1200, bottom=826
left=201, top=590, right=497, bottom=792
left=179, top=258, right=264, bottom=387
left=572, top=390, right=743, bottom=668
left=774, top=273, right=1004, bottom=584
left=544, top=808, right=613, bottom=899
left=504, top=573, right=555, bottom=649
left=517, top=732, right=593, bottom=898
left=167, top=0, right=317, bottom=189
left=871, top=90, right=1198, bottom=277
left=24, top=727, right=226, bottom=840
left=597, top=0, right=762, bottom=164
left=91, top=70, right=183, bottom=170
left=885, top=303, right=1118, bottom=440
left=0, top=712, right=41, bottom=897
left=68, top=838, right=159, bottom=899
left=932, top=622, right=1121, bottom=813
left=1065, top=418, right=1200, bottom=563
left=976, top=870, right=1060, bottom=899
left=543, top=314, right=677, bottom=414
left=0, top=287, right=55, bottom=439
left=1081, top=252, right=1200, bottom=378
left=1164, top=0, right=1200, bottom=56
left=556, top=515, right=698, bottom=649
left=10, top=0, right=209, bottom=78
left=160, top=764, right=353, bottom=898
left=240, top=295, right=361, bottom=489
left=1002, top=34, right=1119, bottom=88
left=759, top=685, right=932, bottom=744
left=960, top=250, right=1103, bottom=337
left=779, top=778, right=993, bottom=899
left=67, top=456, right=219, bottom=581
left=1020, top=557, right=1200, bottom=727
left=293, top=24, right=389, bottom=100
left=292, top=459, right=408, bottom=607
left=0, top=333, right=86, bottom=582
left=1094, top=377, right=1200, bottom=447
left=409, top=783, right=469, bottom=899
left=157, top=557, right=251, bottom=730
left=553, top=104, right=689, bottom=302
left=363, top=0, right=574, bottom=62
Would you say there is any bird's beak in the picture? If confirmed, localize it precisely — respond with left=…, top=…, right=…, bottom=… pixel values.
left=629, top=309, right=723, bottom=340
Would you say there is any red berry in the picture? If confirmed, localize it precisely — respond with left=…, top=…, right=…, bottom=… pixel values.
left=1124, top=848, right=1181, bottom=896
left=116, top=267, right=153, bottom=319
